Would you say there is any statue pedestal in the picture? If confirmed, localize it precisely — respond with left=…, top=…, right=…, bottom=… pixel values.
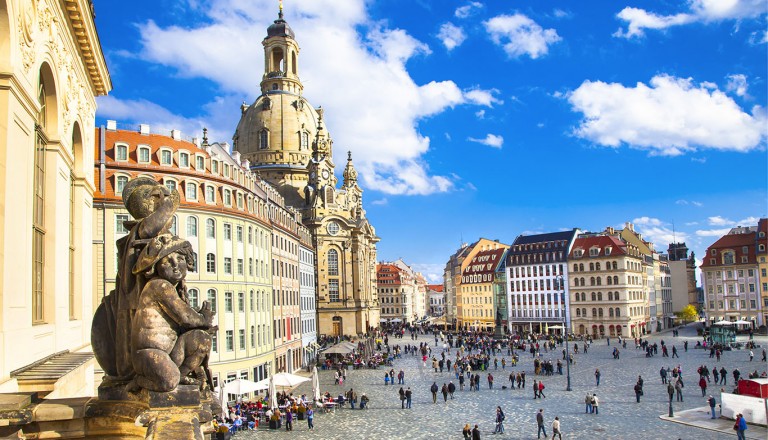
left=493, top=324, right=505, bottom=340
left=0, top=384, right=217, bottom=439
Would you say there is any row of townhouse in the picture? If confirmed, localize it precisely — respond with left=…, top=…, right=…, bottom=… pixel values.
left=93, top=123, right=319, bottom=395
left=443, top=224, right=702, bottom=338
left=375, top=260, right=429, bottom=325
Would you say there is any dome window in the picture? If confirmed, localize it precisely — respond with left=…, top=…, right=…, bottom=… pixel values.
left=259, top=129, right=269, bottom=150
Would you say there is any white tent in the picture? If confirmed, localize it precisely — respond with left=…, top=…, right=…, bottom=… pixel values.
left=713, top=320, right=734, bottom=325
left=733, top=319, right=752, bottom=325
left=323, top=344, right=354, bottom=355
left=223, top=378, right=267, bottom=395
left=255, top=372, right=311, bottom=390
left=391, top=318, right=402, bottom=323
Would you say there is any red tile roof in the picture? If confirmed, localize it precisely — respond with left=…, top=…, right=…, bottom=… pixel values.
left=428, top=284, right=444, bottom=292
left=463, top=248, right=506, bottom=280
left=570, top=235, right=627, bottom=258
left=701, top=231, right=757, bottom=268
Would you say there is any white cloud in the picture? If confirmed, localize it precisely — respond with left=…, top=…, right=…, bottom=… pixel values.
left=676, top=199, right=704, bottom=207
left=370, top=198, right=388, bottom=206
left=631, top=217, right=689, bottom=246
left=726, top=74, right=749, bottom=97
left=117, top=0, right=499, bottom=196
left=553, top=9, right=571, bottom=19
left=455, top=2, right=483, bottom=19
left=484, top=14, right=562, bottom=59
left=437, top=23, right=466, bottom=51
left=708, top=215, right=760, bottom=226
left=708, top=215, right=732, bottom=226
left=614, top=0, right=766, bottom=38
left=696, top=227, right=732, bottom=237
left=410, top=263, right=444, bottom=284
left=464, top=88, right=503, bottom=107
left=567, top=74, right=767, bottom=155
left=468, top=134, right=504, bottom=148
left=475, top=110, right=485, bottom=119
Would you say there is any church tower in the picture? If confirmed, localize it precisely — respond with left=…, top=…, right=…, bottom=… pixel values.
left=233, top=5, right=380, bottom=336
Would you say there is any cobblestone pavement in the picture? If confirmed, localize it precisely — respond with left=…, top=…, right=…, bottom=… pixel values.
left=237, top=324, right=767, bottom=439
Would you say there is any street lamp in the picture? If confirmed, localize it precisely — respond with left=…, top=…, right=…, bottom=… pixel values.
left=556, top=275, right=572, bottom=392
left=668, top=393, right=674, bottom=417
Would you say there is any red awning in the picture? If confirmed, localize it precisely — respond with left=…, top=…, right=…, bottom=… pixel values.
left=609, top=325, right=615, bottom=328
left=592, top=324, right=598, bottom=328
left=599, top=325, right=604, bottom=328
left=630, top=324, right=636, bottom=327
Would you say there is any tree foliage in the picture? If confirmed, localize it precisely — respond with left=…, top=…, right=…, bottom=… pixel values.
left=676, top=304, right=698, bottom=323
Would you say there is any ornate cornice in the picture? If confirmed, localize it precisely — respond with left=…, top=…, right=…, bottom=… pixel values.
left=62, top=0, right=111, bottom=95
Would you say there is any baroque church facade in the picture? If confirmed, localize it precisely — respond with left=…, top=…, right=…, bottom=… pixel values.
left=233, top=9, right=380, bottom=337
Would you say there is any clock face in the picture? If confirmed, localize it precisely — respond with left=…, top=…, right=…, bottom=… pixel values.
left=321, top=169, right=330, bottom=180
left=327, top=221, right=340, bottom=236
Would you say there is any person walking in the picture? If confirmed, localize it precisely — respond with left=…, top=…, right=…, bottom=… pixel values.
left=448, top=381, right=456, bottom=399
left=684, top=340, right=688, bottom=352
left=285, top=409, right=293, bottom=431
left=672, top=346, right=679, bottom=358
left=441, top=383, right=449, bottom=403
left=660, top=366, right=667, bottom=384
left=488, top=373, right=494, bottom=389
left=595, top=368, right=601, bottom=386
left=719, top=367, right=727, bottom=385
left=495, top=406, right=505, bottom=434
left=749, top=350, right=754, bottom=362
left=472, top=424, right=481, bottom=440
left=675, top=378, right=684, bottom=402
left=462, top=424, right=471, bottom=440
left=735, top=413, right=748, bottom=440
left=306, top=406, right=314, bottom=430
left=634, top=382, right=642, bottom=403
left=538, top=380, right=546, bottom=398
left=536, top=409, right=547, bottom=438
left=405, top=387, right=412, bottom=409
left=551, top=416, right=562, bottom=440
left=699, top=376, right=707, bottom=397
left=667, top=382, right=675, bottom=403
left=430, top=382, right=438, bottom=403
left=592, top=394, right=599, bottom=414
left=533, top=379, right=539, bottom=399
left=399, top=387, right=406, bottom=409
left=762, top=348, right=766, bottom=362
left=707, top=395, right=717, bottom=419
left=585, top=393, right=593, bottom=413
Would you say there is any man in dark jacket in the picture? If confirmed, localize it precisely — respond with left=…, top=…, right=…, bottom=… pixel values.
left=448, top=381, right=456, bottom=399
left=536, top=409, right=547, bottom=439
left=430, top=382, right=438, bottom=403
left=472, top=424, right=481, bottom=440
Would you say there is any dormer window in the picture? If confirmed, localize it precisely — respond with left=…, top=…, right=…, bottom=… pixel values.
left=723, top=251, right=734, bottom=265
left=589, top=248, right=599, bottom=257
left=138, top=146, right=150, bottom=163
left=605, top=247, right=612, bottom=256
left=205, top=185, right=215, bottom=204
left=165, top=179, right=177, bottom=193
left=186, top=182, right=197, bottom=200
left=212, top=161, right=219, bottom=174
left=574, top=250, right=583, bottom=258
left=160, top=149, right=172, bottom=165
left=179, top=152, right=190, bottom=168
left=196, top=155, right=205, bottom=170
left=223, top=189, right=232, bottom=206
left=115, top=144, right=128, bottom=161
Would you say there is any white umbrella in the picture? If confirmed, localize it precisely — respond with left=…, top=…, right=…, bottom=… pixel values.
left=255, top=372, right=311, bottom=390
left=733, top=319, right=752, bottom=325
left=223, top=378, right=267, bottom=395
left=391, top=318, right=402, bottom=323
left=712, top=320, right=733, bottom=325
left=312, top=366, right=321, bottom=403
left=215, top=386, right=227, bottom=419
left=323, top=344, right=354, bottom=355
left=268, top=374, right=277, bottom=409
left=549, top=325, right=565, bottom=330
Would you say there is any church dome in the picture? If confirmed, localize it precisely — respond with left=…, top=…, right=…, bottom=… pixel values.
left=267, top=11, right=295, bottom=39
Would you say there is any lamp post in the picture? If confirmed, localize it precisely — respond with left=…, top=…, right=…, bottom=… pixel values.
left=556, top=275, right=572, bottom=392
left=668, top=393, right=674, bottom=417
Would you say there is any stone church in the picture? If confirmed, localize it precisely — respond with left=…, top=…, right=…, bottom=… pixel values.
left=233, top=8, right=380, bottom=337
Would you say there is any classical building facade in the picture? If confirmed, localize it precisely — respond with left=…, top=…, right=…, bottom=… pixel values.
left=505, top=230, right=578, bottom=334
left=569, top=234, right=647, bottom=338
left=700, top=224, right=765, bottom=326
left=427, top=285, right=445, bottom=317
left=92, top=123, right=280, bottom=390
left=667, top=242, right=699, bottom=318
left=757, top=219, right=768, bottom=327
left=0, top=0, right=110, bottom=397
left=618, top=223, right=664, bottom=332
left=299, top=230, right=318, bottom=367
left=232, top=9, right=379, bottom=337
left=457, top=239, right=509, bottom=331
left=376, top=263, right=409, bottom=324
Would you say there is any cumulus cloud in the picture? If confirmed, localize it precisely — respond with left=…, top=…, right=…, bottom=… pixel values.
left=708, top=215, right=760, bottom=226
left=475, top=110, right=485, bottom=119
left=631, top=217, right=689, bottom=246
left=455, top=2, right=483, bottom=19
left=484, top=13, right=562, bottom=59
left=676, top=199, right=704, bottom=207
left=110, top=0, right=499, bottom=196
left=370, top=198, right=388, bottom=206
left=437, top=23, right=466, bottom=51
left=615, top=0, right=766, bottom=38
left=567, top=74, right=767, bottom=155
left=464, top=88, right=503, bottom=107
left=696, top=227, right=732, bottom=237
left=410, top=263, right=445, bottom=284
left=468, top=134, right=504, bottom=148
left=726, top=74, right=749, bottom=97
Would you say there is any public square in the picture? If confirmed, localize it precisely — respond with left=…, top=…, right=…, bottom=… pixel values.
left=238, top=325, right=766, bottom=439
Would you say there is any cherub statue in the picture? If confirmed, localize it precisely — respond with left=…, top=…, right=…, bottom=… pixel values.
left=126, top=234, right=215, bottom=393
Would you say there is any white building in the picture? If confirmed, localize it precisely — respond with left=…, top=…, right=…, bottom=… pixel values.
left=299, top=236, right=318, bottom=367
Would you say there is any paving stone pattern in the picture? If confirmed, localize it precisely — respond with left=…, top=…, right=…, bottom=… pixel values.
left=238, top=325, right=767, bottom=439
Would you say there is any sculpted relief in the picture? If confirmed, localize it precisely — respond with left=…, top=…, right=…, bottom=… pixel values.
left=92, top=178, right=216, bottom=393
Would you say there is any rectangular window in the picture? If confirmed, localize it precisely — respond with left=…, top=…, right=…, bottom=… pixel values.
left=138, top=147, right=150, bottom=163
left=116, top=144, right=128, bottom=161
left=224, top=258, right=232, bottom=274
left=116, top=214, right=130, bottom=234
left=205, top=186, right=215, bottom=203
left=179, top=152, right=189, bottom=167
left=224, top=190, right=232, bottom=206
left=236, top=226, right=243, bottom=242
left=226, top=330, right=233, bottom=351
left=224, top=224, right=232, bottom=240
left=196, top=156, right=205, bottom=170
left=239, top=329, right=245, bottom=350
left=208, top=290, right=217, bottom=313
left=250, top=291, right=254, bottom=312
left=329, top=280, right=340, bottom=302
left=238, top=292, right=244, bottom=312
left=225, top=292, right=233, bottom=312
left=212, top=161, right=218, bottom=174
left=750, top=300, right=756, bottom=309
left=211, top=333, right=218, bottom=352
left=188, top=290, right=199, bottom=309
left=34, top=128, right=48, bottom=323
left=237, top=259, right=243, bottom=275
left=165, top=180, right=176, bottom=193
left=161, top=150, right=172, bottom=165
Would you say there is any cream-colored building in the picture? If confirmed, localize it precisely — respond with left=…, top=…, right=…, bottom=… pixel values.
left=0, top=0, right=110, bottom=397
left=758, top=219, right=768, bottom=327
left=232, top=9, right=379, bottom=336
left=92, top=124, right=279, bottom=394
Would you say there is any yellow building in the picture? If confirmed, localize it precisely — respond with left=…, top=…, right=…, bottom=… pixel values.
left=758, top=219, right=768, bottom=326
left=233, top=9, right=379, bottom=336
left=456, top=239, right=509, bottom=331
left=0, top=0, right=110, bottom=397
left=92, top=124, right=279, bottom=394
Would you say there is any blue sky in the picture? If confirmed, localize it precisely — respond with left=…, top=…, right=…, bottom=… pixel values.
left=94, top=0, right=767, bottom=283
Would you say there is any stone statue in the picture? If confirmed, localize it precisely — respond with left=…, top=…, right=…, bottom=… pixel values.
left=496, top=307, right=503, bottom=326
left=126, top=234, right=215, bottom=392
left=93, top=177, right=214, bottom=394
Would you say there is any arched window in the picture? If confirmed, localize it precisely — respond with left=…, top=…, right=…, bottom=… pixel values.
left=327, top=249, right=339, bottom=276
left=592, top=308, right=597, bottom=317
left=591, top=292, right=596, bottom=301
left=206, top=253, right=216, bottom=273
left=596, top=277, right=601, bottom=286
left=186, top=182, right=197, bottom=200
left=607, top=292, right=612, bottom=301
left=615, top=308, right=620, bottom=317
left=589, top=263, right=594, bottom=271
left=259, top=129, right=269, bottom=150
left=573, top=264, right=578, bottom=272
left=300, top=131, right=309, bottom=150
left=612, top=261, right=617, bottom=270
left=597, top=292, right=603, bottom=301
left=188, top=288, right=199, bottom=308
left=207, top=289, right=217, bottom=313
left=576, top=309, right=581, bottom=317
left=609, top=308, right=614, bottom=317
left=206, top=219, right=215, bottom=238
left=187, top=217, right=198, bottom=237
left=596, top=262, right=601, bottom=270
left=598, top=308, right=603, bottom=317
left=614, top=276, right=619, bottom=284
left=581, top=308, right=586, bottom=317
left=590, top=277, right=595, bottom=286
left=607, top=276, right=612, bottom=285
left=581, top=292, right=586, bottom=301
left=573, top=293, right=578, bottom=302
left=115, top=175, right=128, bottom=195
left=579, top=263, right=584, bottom=271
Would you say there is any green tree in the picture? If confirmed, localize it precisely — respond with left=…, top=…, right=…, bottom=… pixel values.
left=676, top=304, right=698, bottom=323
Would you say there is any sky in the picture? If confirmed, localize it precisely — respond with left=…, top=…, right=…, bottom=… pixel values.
left=94, top=0, right=767, bottom=283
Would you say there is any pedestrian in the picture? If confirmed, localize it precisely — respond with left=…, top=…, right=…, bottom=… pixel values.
left=538, top=380, right=546, bottom=398
left=675, top=378, right=684, bottom=402
left=348, top=388, right=357, bottom=409
left=533, top=379, right=539, bottom=399
left=672, top=346, right=678, bottom=358
left=762, top=348, right=766, bottom=362
left=441, top=383, right=448, bottom=403
left=448, top=381, right=456, bottom=399
left=707, top=395, right=717, bottom=419
left=735, top=413, right=747, bottom=440
left=585, top=393, right=593, bottom=413
left=399, top=387, right=405, bottom=409
left=720, top=367, right=727, bottom=385
left=430, top=382, right=438, bottom=403
left=536, top=409, right=547, bottom=439
left=488, top=373, right=494, bottom=389
left=285, top=408, right=293, bottom=431
left=684, top=340, right=688, bottom=352
left=592, top=394, right=599, bottom=414
left=634, top=382, right=642, bottom=403
left=749, top=350, right=754, bottom=362
left=699, top=376, right=707, bottom=397
left=405, top=387, right=412, bottom=408
left=595, top=368, right=601, bottom=386
left=384, top=372, right=390, bottom=385
left=713, top=367, right=720, bottom=384
left=552, top=416, right=562, bottom=440
left=495, top=406, right=505, bottom=433
left=462, top=424, right=471, bottom=440
left=733, top=368, right=741, bottom=383
left=472, top=424, right=481, bottom=440
left=306, top=406, right=314, bottom=430
left=660, top=366, right=667, bottom=384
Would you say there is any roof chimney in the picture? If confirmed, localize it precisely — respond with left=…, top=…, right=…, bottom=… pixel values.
left=171, top=129, right=181, bottom=140
left=139, top=124, right=150, bottom=135
left=106, top=120, right=117, bottom=131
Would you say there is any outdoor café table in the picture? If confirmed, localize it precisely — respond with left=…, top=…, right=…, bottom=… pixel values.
left=323, top=402, right=337, bottom=413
